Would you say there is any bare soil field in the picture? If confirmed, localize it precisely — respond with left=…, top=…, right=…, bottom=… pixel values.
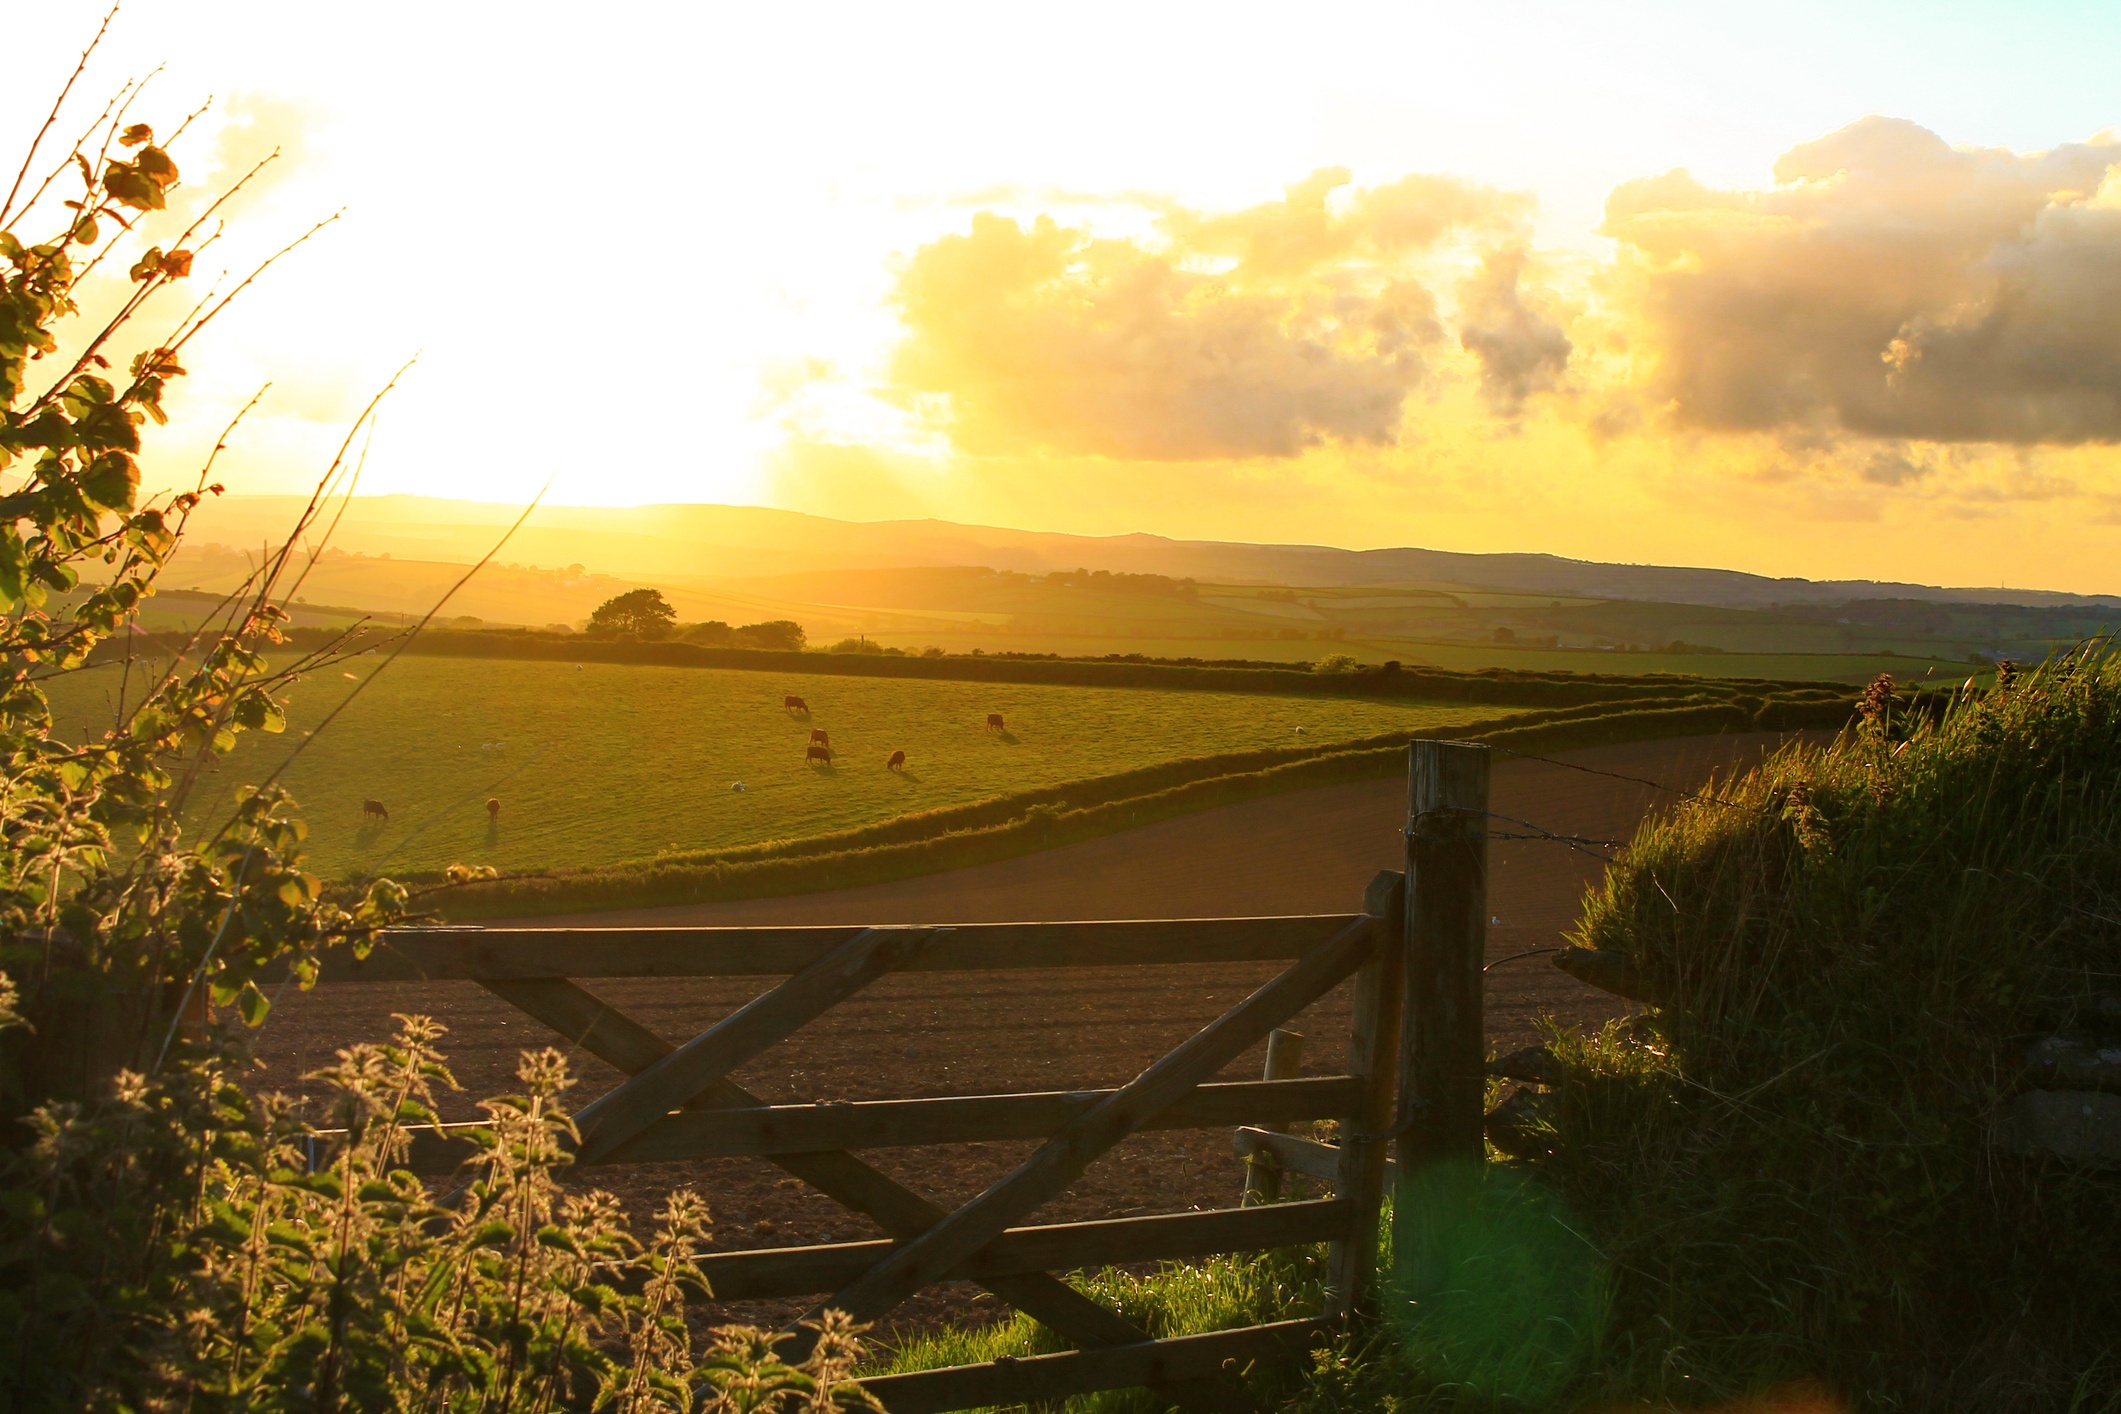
left=247, top=732, right=1800, bottom=1340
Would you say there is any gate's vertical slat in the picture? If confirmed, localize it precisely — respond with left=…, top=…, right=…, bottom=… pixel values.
left=1325, top=868, right=1407, bottom=1317
left=1240, top=1028, right=1305, bottom=1206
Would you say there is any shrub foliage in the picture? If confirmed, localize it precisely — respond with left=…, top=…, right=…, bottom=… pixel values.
left=1541, top=657, right=2121, bottom=1409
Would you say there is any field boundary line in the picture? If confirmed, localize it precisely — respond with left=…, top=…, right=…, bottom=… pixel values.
left=430, top=698, right=1850, bottom=920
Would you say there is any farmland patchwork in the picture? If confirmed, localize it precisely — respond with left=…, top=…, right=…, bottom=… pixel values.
left=47, top=656, right=1532, bottom=877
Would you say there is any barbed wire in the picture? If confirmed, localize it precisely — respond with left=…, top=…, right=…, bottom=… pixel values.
left=1406, top=807, right=1622, bottom=863
left=1431, top=739, right=1751, bottom=809
left=1479, top=809, right=1623, bottom=862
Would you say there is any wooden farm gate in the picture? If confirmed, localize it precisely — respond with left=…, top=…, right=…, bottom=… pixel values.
left=304, top=741, right=1500, bottom=1412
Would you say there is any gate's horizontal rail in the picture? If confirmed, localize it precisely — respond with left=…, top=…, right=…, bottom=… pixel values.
left=699, top=1198, right=1349, bottom=1302
left=283, top=915, right=1369, bottom=984
left=387, top=1076, right=1359, bottom=1172
left=608, top=1075, right=1359, bottom=1163
left=857, top=1316, right=1338, bottom=1414
left=1234, top=1126, right=1398, bottom=1187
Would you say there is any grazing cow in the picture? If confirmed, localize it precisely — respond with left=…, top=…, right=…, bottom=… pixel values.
left=809, top=728, right=831, bottom=748
left=362, top=798, right=389, bottom=822
left=805, top=743, right=832, bottom=765
left=986, top=713, right=1005, bottom=731
left=784, top=695, right=810, bottom=714
left=887, top=749, right=906, bottom=770
left=486, top=798, right=501, bottom=822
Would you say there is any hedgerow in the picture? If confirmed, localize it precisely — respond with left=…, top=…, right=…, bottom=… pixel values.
left=355, top=628, right=1856, bottom=708
left=1530, top=655, right=2121, bottom=1410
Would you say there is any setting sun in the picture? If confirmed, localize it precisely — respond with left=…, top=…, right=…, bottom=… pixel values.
left=10, top=0, right=2121, bottom=591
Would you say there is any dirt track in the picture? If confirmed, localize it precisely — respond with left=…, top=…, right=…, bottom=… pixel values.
left=249, top=732, right=1794, bottom=1337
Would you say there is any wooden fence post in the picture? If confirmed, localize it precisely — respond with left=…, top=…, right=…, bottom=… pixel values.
left=1241, top=1028, right=1306, bottom=1206
left=1393, top=741, right=1490, bottom=1228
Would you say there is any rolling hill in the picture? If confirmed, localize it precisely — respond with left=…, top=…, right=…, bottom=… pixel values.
left=179, top=495, right=2121, bottom=612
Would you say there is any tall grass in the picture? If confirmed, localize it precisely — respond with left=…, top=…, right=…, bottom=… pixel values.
left=1540, top=652, right=2121, bottom=1411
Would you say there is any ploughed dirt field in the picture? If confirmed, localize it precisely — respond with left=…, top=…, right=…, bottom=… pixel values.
left=248, top=731, right=1799, bottom=1341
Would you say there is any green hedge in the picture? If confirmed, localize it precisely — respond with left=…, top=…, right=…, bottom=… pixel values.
left=427, top=694, right=1852, bottom=920
left=220, top=626, right=1849, bottom=709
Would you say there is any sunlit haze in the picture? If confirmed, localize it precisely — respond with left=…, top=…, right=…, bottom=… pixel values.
left=12, top=1, right=2121, bottom=591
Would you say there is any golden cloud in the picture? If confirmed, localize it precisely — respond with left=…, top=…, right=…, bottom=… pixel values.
left=1458, top=245, right=1571, bottom=413
left=885, top=168, right=1533, bottom=460
left=1604, top=116, right=2121, bottom=444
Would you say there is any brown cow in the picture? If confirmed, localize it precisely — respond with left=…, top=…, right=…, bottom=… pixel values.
left=486, top=798, right=501, bottom=821
left=784, top=695, right=810, bottom=714
left=809, top=728, right=831, bottom=748
left=805, top=743, right=832, bottom=765
left=886, top=749, right=906, bottom=770
left=362, top=798, right=389, bottom=822
left=986, top=713, right=1005, bottom=731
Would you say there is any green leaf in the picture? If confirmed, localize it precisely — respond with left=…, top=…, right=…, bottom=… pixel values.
left=134, top=145, right=179, bottom=187
left=71, top=217, right=98, bottom=246
left=237, top=980, right=271, bottom=1026
left=80, top=451, right=139, bottom=511
left=102, top=161, right=164, bottom=212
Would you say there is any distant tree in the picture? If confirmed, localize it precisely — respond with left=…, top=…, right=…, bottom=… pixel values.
left=681, top=619, right=735, bottom=646
left=828, top=635, right=886, bottom=655
left=587, top=587, right=677, bottom=639
left=735, top=619, right=806, bottom=651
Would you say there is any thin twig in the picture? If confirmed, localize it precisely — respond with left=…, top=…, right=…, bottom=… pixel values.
left=0, top=1, right=121, bottom=225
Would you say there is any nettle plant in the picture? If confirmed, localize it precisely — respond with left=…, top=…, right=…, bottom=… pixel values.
left=0, top=82, right=395, bottom=1101
left=0, top=47, right=867, bottom=1412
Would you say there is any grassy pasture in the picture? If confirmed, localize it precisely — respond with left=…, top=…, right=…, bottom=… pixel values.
left=45, top=655, right=1527, bottom=879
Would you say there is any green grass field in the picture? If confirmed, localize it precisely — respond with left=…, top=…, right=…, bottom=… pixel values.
left=45, top=656, right=1528, bottom=879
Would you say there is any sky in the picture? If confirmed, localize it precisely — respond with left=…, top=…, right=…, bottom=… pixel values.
left=10, top=0, right=2121, bottom=592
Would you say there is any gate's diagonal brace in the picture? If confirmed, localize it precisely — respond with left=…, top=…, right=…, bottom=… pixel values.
left=806, top=914, right=1379, bottom=1337
left=569, top=926, right=935, bottom=1165
left=477, top=977, right=1206, bottom=1380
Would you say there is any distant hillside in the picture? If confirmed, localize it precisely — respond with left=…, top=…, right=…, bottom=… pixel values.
left=178, top=495, right=2121, bottom=612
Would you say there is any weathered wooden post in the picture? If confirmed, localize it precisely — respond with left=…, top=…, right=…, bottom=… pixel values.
left=1241, top=1027, right=1306, bottom=1206
left=1392, top=741, right=1490, bottom=1252
left=1324, top=867, right=1408, bottom=1317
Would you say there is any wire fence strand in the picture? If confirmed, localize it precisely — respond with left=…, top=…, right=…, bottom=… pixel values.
left=1433, top=739, right=1755, bottom=810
